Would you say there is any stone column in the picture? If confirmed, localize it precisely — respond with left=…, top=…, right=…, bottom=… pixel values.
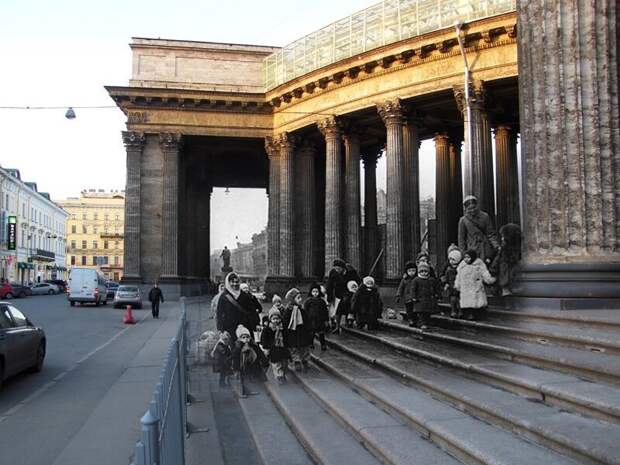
left=276, top=133, right=296, bottom=277
left=122, top=131, right=145, bottom=281
left=508, top=130, right=521, bottom=226
left=516, top=0, right=620, bottom=302
left=449, top=134, right=464, bottom=243
left=343, top=130, right=362, bottom=271
left=403, top=119, right=421, bottom=260
left=265, top=137, right=280, bottom=276
left=435, top=133, right=451, bottom=270
left=318, top=117, right=344, bottom=274
left=159, top=133, right=182, bottom=279
left=297, top=141, right=317, bottom=278
left=494, top=125, right=520, bottom=229
left=363, top=152, right=380, bottom=274
left=454, top=84, right=495, bottom=217
left=378, top=98, right=406, bottom=280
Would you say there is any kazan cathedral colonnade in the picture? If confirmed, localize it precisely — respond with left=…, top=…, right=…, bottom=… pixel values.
left=108, top=0, right=620, bottom=307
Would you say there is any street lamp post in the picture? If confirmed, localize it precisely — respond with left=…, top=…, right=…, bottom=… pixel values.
left=454, top=20, right=474, bottom=197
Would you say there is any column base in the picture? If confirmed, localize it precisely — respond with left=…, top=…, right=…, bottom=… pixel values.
left=121, top=275, right=142, bottom=285
left=510, top=262, right=620, bottom=310
left=154, top=276, right=206, bottom=301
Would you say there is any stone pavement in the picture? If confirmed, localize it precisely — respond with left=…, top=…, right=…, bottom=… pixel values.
left=49, top=302, right=182, bottom=465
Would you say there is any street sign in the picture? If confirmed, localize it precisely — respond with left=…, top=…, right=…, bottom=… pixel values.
left=7, top=216, right=17, bottom=250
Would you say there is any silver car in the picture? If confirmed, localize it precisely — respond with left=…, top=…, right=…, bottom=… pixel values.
left=113, top=285, right=143, bottom=309
left=0, top=302, right=46, bottom=389
left=30, top=283, right=60, bottom=295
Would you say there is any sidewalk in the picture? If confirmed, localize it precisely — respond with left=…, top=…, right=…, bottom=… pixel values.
left=50, top=302, right=182, bottom=465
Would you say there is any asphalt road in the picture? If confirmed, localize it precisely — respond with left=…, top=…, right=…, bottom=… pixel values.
left=0, top=294, right=159, bottom=465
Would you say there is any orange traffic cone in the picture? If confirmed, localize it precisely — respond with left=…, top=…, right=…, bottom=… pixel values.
left=124, top=305, right=136, bottom=324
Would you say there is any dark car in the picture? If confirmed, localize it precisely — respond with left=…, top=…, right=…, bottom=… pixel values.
left=9, top=283, right=32, bottom=298
left=106, top=282, right=119, bottom=300
left=45, top=279, right=67, bottom=293
left=0, top=302, right=46, bottom=389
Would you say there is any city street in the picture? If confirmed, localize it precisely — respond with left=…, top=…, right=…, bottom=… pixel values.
left=0, top=294, right=175, bottom=465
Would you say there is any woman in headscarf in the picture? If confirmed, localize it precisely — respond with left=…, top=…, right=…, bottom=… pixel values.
left=352, top=276, right=383, bottom=330
left=216, top=272, right=245, bottom=342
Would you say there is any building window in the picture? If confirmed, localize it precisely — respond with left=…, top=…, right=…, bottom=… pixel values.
left=82, top=240, right=87, bottom=249
left=71, top=214, right=76, bottom=220
left=104, top=213, right=109, bottom=221
left=93, top=213, right=98, bottom=220
left=114, top=256, right=119, bottom=265
left=93, top=240, right=98, bottom=249
left=104, top=240, right=108, bottom=249
left=93, top=226, right=98, bottom=234
left=82, top=212, right=87, bottom=220
left=71, top=256, right=76, bottom=265
left=92, top=256, right=98, bottom=266
left=71, top=225, right=76, bottom=234
left=81, top=256, right=86, bottom=265
left=71, top=240, right=76, bottom=249
left=103, top=256, right=109, bottom=265
left=115, top=214, right=120, bottom=221
left=82, top=225, right=87, bottom=234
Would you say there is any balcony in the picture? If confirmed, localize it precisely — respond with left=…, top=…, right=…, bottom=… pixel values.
left=29, top=248, right=56, bottom=262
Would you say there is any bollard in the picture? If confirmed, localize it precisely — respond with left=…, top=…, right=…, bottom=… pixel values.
left=141, top=409, right=160, bottom=465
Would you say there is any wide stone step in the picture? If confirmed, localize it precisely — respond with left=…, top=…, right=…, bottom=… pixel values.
left=379, top=319, right=620, bottom=386
left=299, top=353, right=583, bottom=465
left=323, top=332, right=620, bottom=465
left=486, top=308, right=620, bottom=332
left=339, top=326, right=620, bottom=424
left=429, top=314, right=620, bottom=354
left=263, top=372, right=381, bottom=465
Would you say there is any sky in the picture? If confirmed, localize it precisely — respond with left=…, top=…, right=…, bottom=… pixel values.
left=0, top=0, right=436, bottom=252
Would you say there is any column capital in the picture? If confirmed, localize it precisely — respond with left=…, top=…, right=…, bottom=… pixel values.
left=264, top=136, right=279, bottom=158
left=298, top=140, right=319, bottom=158
left=377, top=98, right=405, bottom=126
left=159, top=133, right=183, bottom=152
left=493, top=125, right=512, bottom=136
left=122, top=131, right=145, bottom=151
left=433, top=132, right=450, bottom=146
left=317, top=116, right=342, bottom=139
left=361, top=151, right=381, bottom=167
left=274, top=131, right=297, bottom=151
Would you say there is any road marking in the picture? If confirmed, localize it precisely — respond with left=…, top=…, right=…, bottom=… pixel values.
left=0, top=311, right=152, bottom=420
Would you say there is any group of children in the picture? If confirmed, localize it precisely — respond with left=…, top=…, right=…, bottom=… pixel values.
left=396, top=246, right=496, bottom=329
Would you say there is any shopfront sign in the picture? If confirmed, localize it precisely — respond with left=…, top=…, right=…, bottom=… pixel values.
left=7, top=216, right=17, bottom=250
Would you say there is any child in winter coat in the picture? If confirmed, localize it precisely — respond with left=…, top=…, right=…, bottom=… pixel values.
left=396, top=261, right=417, bottom=327
left=260, top=307, right=290, bottom=384
left=211, top=331, right=232, bottom=388
left=334, top=280, right=358, bottom=333
left=232, top=325, right=268, bottom=397
left=352, top=276, right=383, bottom=330
left=283, top=288, right=313, bottom=372
left=304, top=283, right=330, bottom=350
left=411, top=262, right=440, bottom=330
left=416, top=251, right=437, bottom=278
left=440, top=245, right=463, bottom=318
left=454, top=249, right=496, bottom=321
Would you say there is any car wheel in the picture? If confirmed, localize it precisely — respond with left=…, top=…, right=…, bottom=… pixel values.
left=70, top=301, right=75, bottom=307
left=48, top=290, right=54, bottom=295
left=137, top=304, right=142, bottom=309
left=19, top=291, right=26, bottom=298
left=102, top=300, right=107, bottom=306
left=5, top=292, right=13, bottom=299
left=30, top=342, right=45, bottom=373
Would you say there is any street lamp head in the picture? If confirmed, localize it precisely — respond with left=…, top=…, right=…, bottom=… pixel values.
left=65, top=107, right=76, bottom=119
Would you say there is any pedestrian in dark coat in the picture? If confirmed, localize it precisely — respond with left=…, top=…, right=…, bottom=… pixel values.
left=260, top=307, right=290, bottom=384
left=458, top=196, right=500, bottom=265
left=304, top=283, right=329, bottom=350
left=238, top=283, right=261, bottom=332
left=148, top=283, right=164, bottom=319
left=326, top=258, right=347, bottom=321
left=232, top=325, right=267, bottom=397
left=396, top=261, right=417, bottom=326
left=344, top=263, right=362, bottom=286
left=440, top=244, right=463, bottom=318
left=211, top=331, right=232, bottom=387
left=411, top=262, right=440, bottom=329
left=216, top=272, right=244, bottom=342
left=352, top=276, right=383, bottom=330
left=282, top=288, right=313, bottom=371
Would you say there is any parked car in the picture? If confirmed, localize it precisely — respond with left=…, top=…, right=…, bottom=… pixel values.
left=0, top=283, right=14, bottom=299
left=106, top=282, right=120, bottom=300
left=67, top=268, right=107, bottom=306
left=0, top=302, right=46, bottom=389
left=113, top=285, right=142, bottom=309
left=30, top=283, right=60, bottom=295
left=9, top=283, right=32, bottom=298
left=45, top=279, right=67, bottom=293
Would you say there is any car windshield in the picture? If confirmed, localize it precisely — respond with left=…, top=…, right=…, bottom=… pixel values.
left=118, top=286, right=138, bottom=292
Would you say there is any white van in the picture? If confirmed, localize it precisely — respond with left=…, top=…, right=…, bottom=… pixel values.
left=67, top=268, right=108, bottom=306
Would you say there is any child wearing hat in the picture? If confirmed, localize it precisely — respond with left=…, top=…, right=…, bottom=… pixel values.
left=282, top=288, right=313, bottom=371
left=304, top=283, right=330, bottom=350
left=396, top=261, right=418, bottom=327
left=211, top=331, right=232, bottom=388
left=411, top=262, right=440, bottom=330
left=352, top=276, right=383, bottom=330
left=232, top=324, right=268, bottom=397
left=333, top=280, right=358, bottom=333
left=260, top=307, right=290, bottom=384
left=455, top=249, right=496, bottom=320
left=440, top=244, right=463, bottom=318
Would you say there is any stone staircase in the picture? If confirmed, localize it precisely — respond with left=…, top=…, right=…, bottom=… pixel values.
left=189, top=306, right=620, bottom=465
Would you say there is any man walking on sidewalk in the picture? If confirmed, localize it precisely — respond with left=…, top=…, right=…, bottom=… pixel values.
left=148, top=283, right=164, bottom=319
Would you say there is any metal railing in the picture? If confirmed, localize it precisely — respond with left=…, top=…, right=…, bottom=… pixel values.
left=264, top=0, right=516, bottom=90
left=135, top=299, right=188, bottom=465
